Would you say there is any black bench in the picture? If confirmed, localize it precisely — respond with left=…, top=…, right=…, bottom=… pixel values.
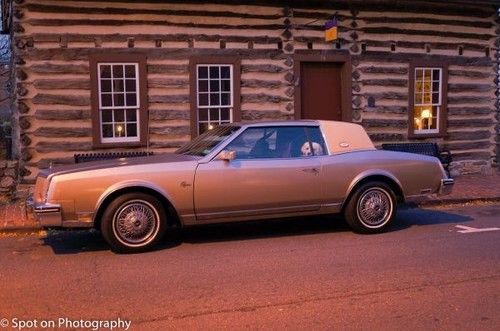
left=74, top=151, right=153, bottom=163
left=381, top=142, right=452, bottom=175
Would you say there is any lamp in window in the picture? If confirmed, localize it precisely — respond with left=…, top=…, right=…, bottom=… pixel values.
left=420, top=108, right=432, bottom=129
left=116, top=125, right=124, bottom=137
left=208, top=124, right=214, bottom=130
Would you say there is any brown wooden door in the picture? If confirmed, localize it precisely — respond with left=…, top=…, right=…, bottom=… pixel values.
left=300, top=62, right=343, bottom=121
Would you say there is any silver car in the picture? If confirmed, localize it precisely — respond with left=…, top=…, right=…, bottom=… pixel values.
left=28, top=120, right=454, bottom=253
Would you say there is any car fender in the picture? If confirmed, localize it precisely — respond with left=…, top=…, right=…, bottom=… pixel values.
left=345, top=169, right=403, bottom=203
left=93, top=180, right=177, bottom=222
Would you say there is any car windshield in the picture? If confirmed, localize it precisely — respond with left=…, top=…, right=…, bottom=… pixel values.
left=176, top=125, right=241, bottom=156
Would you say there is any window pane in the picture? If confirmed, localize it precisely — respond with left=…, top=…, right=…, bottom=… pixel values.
left=220, top=108, right=230, bottom=121
left=415, top=92, right=423, bottom=104
left=125, top=65, right=136, bottom=78
left=126, top=93, right=137, bottom=106
left=198, top=66, right=208, bottom=79
left=114, top=109, right=124, bottom=122
left=126, top=109, right=137, bottom=122
left=221, top=66, right=230, bottom=79
left=102, top=124, right=113, bottom=137
left=113, top=65, right=124, bottom=78
left=100, top=65, right=111, bottom=78
left=198, top=80, right=208, bottom=92
left=125, top=79, right=136, bottom=92
left=432, top=92, right=439, bottom=104
left=209, top=108, right=220, bottom=122
left=210, top=79, right=220, bottom=92
left=424, top=69, right=431, bottom=80
left=101, top=80, right=112, bottom=93
left=432, top=81, right=439, bottom=93
left=209, top=66, right=219, bottom=79
left=114, top=94, right=124, bottom=107
left=101, top=109, right=113, bottom=122
left=114, top=123, right=125, bottom=137
left=432, top=69, right=440, bottom=81
left=415, top=69, right=423, bottom=79
left=199, top=108, right=209, bottom=121
left=210, top=93, right=220, bottom=106
left=199, top=93, right=209, bottom=106
left=221, top=93, right=230, bottom=106
left=113, top=79, right=124, bottom=92
left=101, top=93, right=112, bottom=107
left=414, top=106, right=438, bottom=132
left=199, top=123, right=209, bottom=135
left=221, top=79, right=231, bottom=92
left=126, top=124, right=137, bottom=137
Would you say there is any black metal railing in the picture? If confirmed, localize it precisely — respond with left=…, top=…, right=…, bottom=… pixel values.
left=74, top=151, right=153, bottom=163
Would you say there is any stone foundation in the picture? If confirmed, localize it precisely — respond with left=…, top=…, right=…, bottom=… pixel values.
left=449, top=160, right=493, bottom=177
left=0, top=160, right=18, bottom=201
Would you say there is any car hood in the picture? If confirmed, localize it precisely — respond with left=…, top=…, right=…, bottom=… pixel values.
left=39, top=153, right=201, bottom=178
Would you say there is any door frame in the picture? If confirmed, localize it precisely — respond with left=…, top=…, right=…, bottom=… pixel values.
left=293, top=51, right=352, bottom=122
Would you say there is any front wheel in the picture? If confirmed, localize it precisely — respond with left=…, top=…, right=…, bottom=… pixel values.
left=344, top=181, right=397, bottom=234
left=101, top=192, right=167, bottom=253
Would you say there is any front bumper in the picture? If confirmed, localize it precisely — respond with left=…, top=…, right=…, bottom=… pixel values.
left=26, top=196, right=63, bottom=227
left=438, top=178, right=454, bottom=196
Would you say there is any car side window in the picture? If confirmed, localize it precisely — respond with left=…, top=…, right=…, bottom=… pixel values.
left=224, top=126, right=326, bottom=159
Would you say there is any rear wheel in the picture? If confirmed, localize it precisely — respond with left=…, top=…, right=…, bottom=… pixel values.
left=344, top=181, right=396, bottom=234
left=101, top=192, right=167, bottom=253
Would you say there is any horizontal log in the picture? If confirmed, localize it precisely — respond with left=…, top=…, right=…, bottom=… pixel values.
left=448, top=84, right=494, bottom=93
left=34, top=127, right=92, bottom=138
left=448, top=96, right=493, bottom=105
left=362, top=16, right=493, bottom=29
left=447, top=151, right=491, bottom=161
left=362, top=119, right=407, bottom=128
left=368, top=133, right=405, bottom=142
left=447, top=107, right=494, bottom=116
left=21, top=48, right=286, bottom=62
left=149, top=94, right=190, bottom=104
left=448, top=70, right=492, bottom=79
left=36, top=141, right=93, bottom=153
left=241, top=79, right=283, bottom=89
left=27, top=18, right=285, bottom=31
left=242, top=93, right=291, bottom=103
left=358, top=66, right=408, bottom=75
left=447, top=130, right=491, bottom=141
left=33, top=79, right=90, bottom=90
left=149, top=126, right=190, bottom=135
left=27, top=157, right=76, bottom=168
left=448, top=118, right=494, bottom=128
left=147, top=78, right=189, bottom=88
left=363, top=106, right=407, bottom=114
left=149, top=109, right=190, bottom=120
left=29, top=63, right=89, bottom=74
left=34, top=109, right=91, bottom=120
left=242, top=64, right=288, bottom=73
left=361, top=79, right=407, bottom=87
left=147, top=64, right=188, bottom=74
left=367, top=92, right=408, bottom=101
left=149, top=140, right=187, bottom=149
left=361, top=39, right=489, bottom=52
left=444, top=140, right=492, bottom=151
left=358, top=51, right=493, bottom=67
left=25, top=3, right=282, bottom=20
left=31, top=0, right=494, bottom=18
left=361, top=27, right=494, bottom=41
left=32, top=94, right=91, bottom=106
left=241, top=110, right=292, bottom=120
left=32, top=33, right=282, bottom=45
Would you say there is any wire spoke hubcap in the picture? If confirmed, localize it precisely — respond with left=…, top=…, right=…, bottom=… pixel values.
left=357, top=188, right=393, bottom=228
left=113, top=200, right=159, bottom=246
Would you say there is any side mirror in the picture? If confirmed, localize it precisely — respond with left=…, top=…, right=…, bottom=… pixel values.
left=217, top=150, right=236, bottom=162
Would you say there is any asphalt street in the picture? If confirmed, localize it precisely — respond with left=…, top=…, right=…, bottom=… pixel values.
left=0, top=203, right=499, bottom=330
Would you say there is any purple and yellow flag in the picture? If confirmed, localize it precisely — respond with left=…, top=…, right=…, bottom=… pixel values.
left=325, top=17, right=338, bottom=42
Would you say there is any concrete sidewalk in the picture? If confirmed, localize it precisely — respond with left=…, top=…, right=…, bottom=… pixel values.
left=1, top=171, right=500, bottom=231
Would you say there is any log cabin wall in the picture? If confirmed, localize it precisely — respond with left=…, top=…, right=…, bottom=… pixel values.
left=9, top=0, right=499, bottom=183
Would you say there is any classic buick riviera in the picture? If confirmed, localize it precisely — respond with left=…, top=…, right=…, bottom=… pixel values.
left=28, top=121, right=454, bottom=253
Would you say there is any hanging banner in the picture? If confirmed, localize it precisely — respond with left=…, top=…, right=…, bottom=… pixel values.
left=325, top=17, right=338, bottom=42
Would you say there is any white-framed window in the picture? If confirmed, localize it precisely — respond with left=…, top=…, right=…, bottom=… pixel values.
left=196, top=64, right=233, bottom=135
left=413, top=67, right=442, bottom=134
left=97, top=63, right=140, bottom=143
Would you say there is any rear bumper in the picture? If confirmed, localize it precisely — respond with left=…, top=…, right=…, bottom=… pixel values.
left=438, top=178, right=454, bottom=196
left=26, top=196, right=63, bottom=227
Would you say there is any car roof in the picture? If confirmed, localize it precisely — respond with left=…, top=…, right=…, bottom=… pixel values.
left=229, top=120, right=321, bottom=128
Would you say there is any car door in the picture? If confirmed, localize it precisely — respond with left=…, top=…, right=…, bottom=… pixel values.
left=194, top=126, right=324, bottom=222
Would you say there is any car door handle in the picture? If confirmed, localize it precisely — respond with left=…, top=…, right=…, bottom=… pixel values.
left=301, top=168, right=319, bottom=174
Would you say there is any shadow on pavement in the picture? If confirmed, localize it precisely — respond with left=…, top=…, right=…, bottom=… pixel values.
left=41, top=205, right=474, bottom=254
